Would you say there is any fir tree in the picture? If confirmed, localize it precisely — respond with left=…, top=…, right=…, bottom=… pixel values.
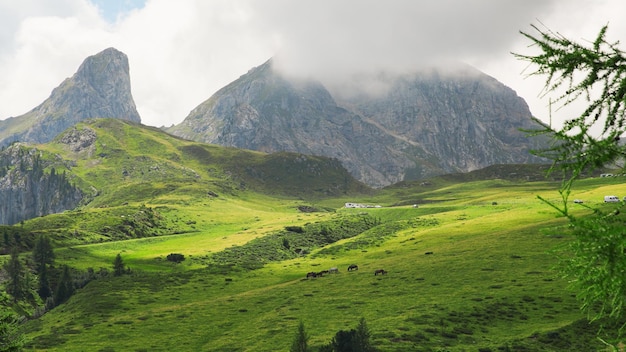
left=32, top=235, right=54, bottom=300
left=32, top=235, right=54, bottom=274
left=37, top=269, right=51, bottom=300
left=113, top=253, right=125, bottom=276
left=3, top=248, right=26, bottom=302
left=53, top=265, right=74, bottom=306
left=290, top=321, right=309, bottom=352
left=354, top=317, right=374, bottom=352
left=322, top=318, right=377, bottom=352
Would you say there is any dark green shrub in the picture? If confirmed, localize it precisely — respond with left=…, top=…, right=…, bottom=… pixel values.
left=285, top=226, right=304, bottom=233
left=166, top=253, right=185, bottom=263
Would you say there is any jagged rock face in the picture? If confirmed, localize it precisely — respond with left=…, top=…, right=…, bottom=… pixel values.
left=0, top=144, right=83, bottom=225
left=0, top=47, right=141, bottom=148
left=168, top=61, right=435, bottom=187
left=168, top=60, right=547, bottom=188
left=335, top=66, right=547, bottom=175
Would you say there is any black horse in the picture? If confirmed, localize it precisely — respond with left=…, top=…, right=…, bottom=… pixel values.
left=306, top=272, right=317, bottom=278
left=348, top=264, right=358, bottom=271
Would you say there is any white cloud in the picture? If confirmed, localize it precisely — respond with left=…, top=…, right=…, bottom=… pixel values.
left=0, top=0, right=625, bottom=128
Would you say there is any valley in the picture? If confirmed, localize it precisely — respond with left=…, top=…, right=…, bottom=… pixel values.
left=17, top=168, right=626, bottom=351
left=0, top=8, right=624, bottom=352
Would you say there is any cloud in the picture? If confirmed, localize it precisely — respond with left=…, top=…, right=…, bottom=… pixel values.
left=0, top=1, right=109, bottom=116
left=0, top=0, right=625, bottom=128
left=264, top=0, right=556, bottom=79
left=110, top=0, right=276, bottom=126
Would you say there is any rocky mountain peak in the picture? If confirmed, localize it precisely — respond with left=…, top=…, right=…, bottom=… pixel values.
left=0, top=47, right=141, bottom=147
left=168, top=60, right=549, bottom=188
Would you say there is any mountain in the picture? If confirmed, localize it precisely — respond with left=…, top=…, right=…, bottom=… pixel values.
left=167, top=60, right=548, bottom=188
left=0, top=118, right=370, bottom=225
left=0, top=48, right=141, bottom=148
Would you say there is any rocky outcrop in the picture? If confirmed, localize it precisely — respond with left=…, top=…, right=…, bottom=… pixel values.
left=0, top=144, right=83, bottom=225
left=168, top=60, right=548, bottom=188
left=0, top=47, right=141, bottom=148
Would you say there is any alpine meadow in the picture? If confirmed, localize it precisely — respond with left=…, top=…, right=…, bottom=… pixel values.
left=2, top=12, right=626, bottom=351
left=0, top=118, right=624, bottom=351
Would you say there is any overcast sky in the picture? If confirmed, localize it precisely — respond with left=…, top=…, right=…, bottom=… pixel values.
left=1, top=0, right=625, bottom=128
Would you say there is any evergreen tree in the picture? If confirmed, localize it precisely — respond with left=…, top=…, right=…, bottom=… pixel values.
left=353, top=317, right=374, bottom=352
left=32, top=235, right=54, bottom=274
left=514, top=24, right=626, bottom=322
left=290, top=321, right=309, bottom=352
left=32, top=235, right=54, bottom=299
left=323, top=318, right=376, bottom=352
left=53, top=265, right=74, bottom=306
left=3, top=248, right=26, bottom=302
left=331, top=330, right=355, bottom=352
left=0, top=310, right=25, bottom=352
left=113, top=253, right=125, bottom=276
left=37, top=269, right=51, bottom=300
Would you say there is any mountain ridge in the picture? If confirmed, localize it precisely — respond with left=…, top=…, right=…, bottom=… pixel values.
left=168, top=59, right=549, bottom=187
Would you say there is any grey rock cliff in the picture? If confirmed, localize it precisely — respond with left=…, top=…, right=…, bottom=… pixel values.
left=0, top=144, right=83, bottom=225
left=168, top=60, right=434, bottom=187
left=335, top=66, right=547, bottom=177
left=168, top=60, right=547, bottom=188
left=0, top=47, right=141, bottom=147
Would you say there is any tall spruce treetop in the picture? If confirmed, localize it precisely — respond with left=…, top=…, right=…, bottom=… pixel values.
left=515, top=24, right=626, bottom=325
left=113, top=253, right=125, bottom=277
left=289, top=321, right=309, bottom=352
left=4, top=248, right=26, bottom=302
left=32, top=235, right=54, bottom=273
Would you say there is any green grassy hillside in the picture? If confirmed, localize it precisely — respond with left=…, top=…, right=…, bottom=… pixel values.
left=6, top=119, right=368, bottom=248
left=3, top=119, right=626, bottom=351
left=18, top=178, right=626, bottom=351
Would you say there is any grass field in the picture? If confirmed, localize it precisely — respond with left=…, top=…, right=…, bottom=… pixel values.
left=17, top=174, right=626, bottom=351
left=3, top=119, right=625, bottom=351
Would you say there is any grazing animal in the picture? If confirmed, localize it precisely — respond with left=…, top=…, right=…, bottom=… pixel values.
left=348, top=264, right=359, bottom=271
left=329, top=267, right=339, bottom=274
left=374, top=269, right=387, bottom=276
left=317, top=271, right=327, bottom=277
left=424, top=251, right=434, bottom=255
left=306, top=272, right=317, bottom=278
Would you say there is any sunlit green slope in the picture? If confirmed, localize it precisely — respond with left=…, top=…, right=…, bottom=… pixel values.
left=12, top=118, right=370, bottom=249
left=18, top=159, right=626, bottom=351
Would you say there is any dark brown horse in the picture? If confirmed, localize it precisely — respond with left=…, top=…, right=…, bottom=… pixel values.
left=374, top=269, right=387, bottom=276
left=348, top=264, right=358, bottom=271
left=306, top=272, right=317, bottom=278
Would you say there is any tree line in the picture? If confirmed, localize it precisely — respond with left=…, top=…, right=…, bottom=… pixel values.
left=1, top=235, right=130, bottom=351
